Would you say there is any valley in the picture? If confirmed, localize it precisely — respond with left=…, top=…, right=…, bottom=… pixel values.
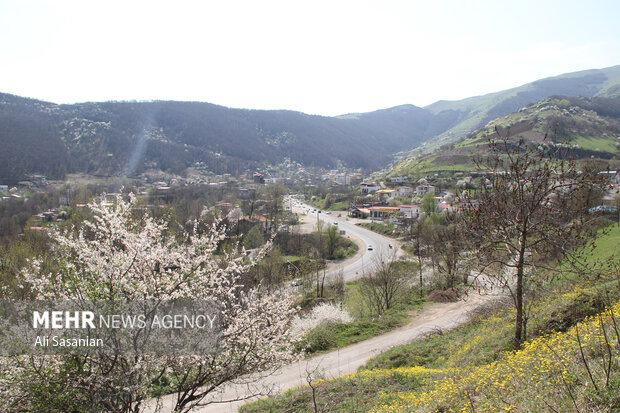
left=1, top=64, right=620, bottom=413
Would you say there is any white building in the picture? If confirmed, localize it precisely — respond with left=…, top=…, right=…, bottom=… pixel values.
left=395, top=186, right=413, bottom=197
left=416, top=184, right=436, bottom=196
left=398, top=205, right=421, bottom=219
left=334, top=174, right=351, bottom=185
left=390, top=175, right=408, bottom=184
left=360, top=182, right=381, bottom=194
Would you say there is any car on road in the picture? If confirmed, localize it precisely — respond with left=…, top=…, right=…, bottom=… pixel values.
left=367, top=244, right=373, bottom=250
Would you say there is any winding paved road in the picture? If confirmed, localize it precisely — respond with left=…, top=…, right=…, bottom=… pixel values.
left=289, top=199, right=401, bottom=282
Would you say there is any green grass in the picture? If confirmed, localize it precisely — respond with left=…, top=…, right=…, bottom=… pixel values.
left=571, top=135, right=618, bottom=153
left=454, top=136, right=486, bottom=149
left=590, top=223, right=620, bottom=258
left=296, top=281, right=425, bottom=354
left=327, top=201, right=351, bottom=211
left=556, top=222, right=620, bottom=282
left=356, top=222, right=397, bottom=237
left=394, top=153, right=480, bottom=175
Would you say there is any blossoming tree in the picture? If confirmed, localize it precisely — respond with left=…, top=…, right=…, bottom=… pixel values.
left=2, top=193, right=296, bottom=412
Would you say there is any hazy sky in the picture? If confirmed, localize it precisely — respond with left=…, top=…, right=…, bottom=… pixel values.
left=1, top=0, right=619, bottom=116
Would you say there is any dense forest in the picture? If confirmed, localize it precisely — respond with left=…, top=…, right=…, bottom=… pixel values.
left=0, top=94, right=461, bottom=182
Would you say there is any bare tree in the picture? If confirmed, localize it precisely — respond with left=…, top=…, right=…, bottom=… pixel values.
left=325, top=225, right=339, bottom=259
left=411, top=215, right=435, bottom=298
left=431, top=219, right=468, bottom=289
left=460, top=133, right=604, bottom=349
left=359, top=253, right=406, bottom=316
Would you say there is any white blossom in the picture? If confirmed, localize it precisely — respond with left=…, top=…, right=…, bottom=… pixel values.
left=290, top=302, right=352, bottom=338
left=3, top=193, right=296, bottom=412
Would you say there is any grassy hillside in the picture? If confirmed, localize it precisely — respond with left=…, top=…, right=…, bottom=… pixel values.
left=392, top=95, right=620, bottom=177
left=421, top=65, right=620, bottom=152
left=241, top=225, right=620, bottom=412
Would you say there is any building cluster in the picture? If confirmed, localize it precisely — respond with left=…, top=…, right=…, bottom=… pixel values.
left=353, top=170, right=620, bottom=225
left=353, top=174, right=454, bottom=224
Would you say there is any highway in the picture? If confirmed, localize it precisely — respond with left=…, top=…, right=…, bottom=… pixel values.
left=287, top=197, right=401, bottom=283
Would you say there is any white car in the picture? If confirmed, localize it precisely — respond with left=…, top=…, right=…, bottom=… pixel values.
left=367, top=245, right=373, bottom=251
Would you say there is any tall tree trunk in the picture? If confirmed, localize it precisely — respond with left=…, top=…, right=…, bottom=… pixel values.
left=514, top=231, right=527, bottom=350
left=418, top=255, right=424, bottom=298
left=514, top=265, right=523, bottom=350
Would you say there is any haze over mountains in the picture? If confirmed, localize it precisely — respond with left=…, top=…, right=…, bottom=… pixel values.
left=1, top=65, right=620, bottom=183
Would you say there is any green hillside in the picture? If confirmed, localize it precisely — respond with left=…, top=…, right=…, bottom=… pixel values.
left=392, top=95, right=620, bottom=177
left=421, top=65, right=620, bottom=152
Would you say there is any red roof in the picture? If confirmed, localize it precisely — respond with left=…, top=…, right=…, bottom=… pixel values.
left=369, top=206, right=400, bottom=211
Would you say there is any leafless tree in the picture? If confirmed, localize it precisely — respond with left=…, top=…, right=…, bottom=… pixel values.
left=459, top=133, right=605, bottom=349
left=359, top=252, right=406, bottom=316
left=431, top=219, right=468, bottom=289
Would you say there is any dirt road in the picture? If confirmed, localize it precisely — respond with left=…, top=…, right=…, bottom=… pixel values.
left=151, top=292, right=493, bottom=412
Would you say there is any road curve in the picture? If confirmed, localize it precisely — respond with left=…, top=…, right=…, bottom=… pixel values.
left=290, top=200, right=401, bottom=282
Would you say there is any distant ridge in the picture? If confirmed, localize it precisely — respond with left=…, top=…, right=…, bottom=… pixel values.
left=1, top=65, right=620, bottom=182
left=420, top=65, right=620, bottom=151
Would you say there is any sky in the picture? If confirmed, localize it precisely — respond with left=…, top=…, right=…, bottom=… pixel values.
left=1, top=0, right=620, bottom=116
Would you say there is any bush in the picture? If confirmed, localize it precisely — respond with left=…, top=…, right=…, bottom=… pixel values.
left=299, top=323, right=339, bottom=352
left=290, top=302, right=352, bottom=337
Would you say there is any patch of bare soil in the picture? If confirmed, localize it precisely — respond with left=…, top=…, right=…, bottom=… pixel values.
left=427, top=288, right=460, bottom=303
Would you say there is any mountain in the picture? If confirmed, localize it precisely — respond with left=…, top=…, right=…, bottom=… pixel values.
left=392, top=95, right=620, bottom=176
left=2, top=65, right=620, bottom=183
left=0, top=95, right=454, bottom=183
left=421, top=65, right=620, bottom=151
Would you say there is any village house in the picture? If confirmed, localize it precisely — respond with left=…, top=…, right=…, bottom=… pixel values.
left=369, top=206, right=400, bottom=220
left=376, top=189, right=397, bottom=201
left=599, top=170, right=620, bottom=185
left=348, top=207, right=367, bottom=218
left=437, top=202, right=453, bottom=213
left=253, top=173, right=265, bottom=184
left=28, top=174, right=48, bottom=186
left=416, top=183, right=436, bottom=196
left=215, top=202, right=233, bottom=211
left=395, top=186, right=413, bottom=198
left=390, top=175, right=408, bottom=184
left=334, top=173, right=350, bottom=185
left=360, top=182, right=381, bottom=194
left=264, top=177, right=283, bottom=184
left=398, top=205, right=420, bottom=219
